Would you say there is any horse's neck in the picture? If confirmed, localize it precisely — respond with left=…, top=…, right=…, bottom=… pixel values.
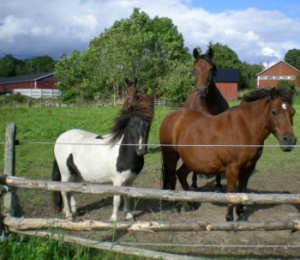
left=116, top=129, right=144, bottom=173
left=205, top=83, right=229, bottom=115
left=239, top=99, right=271, bottom=142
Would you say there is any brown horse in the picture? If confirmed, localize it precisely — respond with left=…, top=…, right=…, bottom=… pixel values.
left=122, top=78, right=138, bottom=110
left=183, top=47, right=229, bottom=191
left=160, top=87, right=296, bottom=221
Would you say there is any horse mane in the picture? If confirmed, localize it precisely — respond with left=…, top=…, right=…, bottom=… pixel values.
left=242, top=87, right=293, bottom=104
left=194, top=54, right=217, bottom=76
left=109, top=93, right=154, bottom=145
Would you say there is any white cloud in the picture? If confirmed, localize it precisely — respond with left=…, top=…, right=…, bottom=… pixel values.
left=0, top=0, right=299, bottom=63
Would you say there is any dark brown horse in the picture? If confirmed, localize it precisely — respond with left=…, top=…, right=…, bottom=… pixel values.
left=160, top=87, right=296, bottom=221
left=122, top=78, right=138, bottom=110
left=183, top=47, right=229, bottom=191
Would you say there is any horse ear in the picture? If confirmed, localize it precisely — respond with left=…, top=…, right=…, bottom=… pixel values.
left=270, top=87, right=278, bottom=100
left=193, top=48, right=200, bottom=59
left=206, top=47, right=214, bottom=59
left=126, top=78, right=129, bottom=85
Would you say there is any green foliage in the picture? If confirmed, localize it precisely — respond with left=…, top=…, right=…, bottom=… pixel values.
left=0, top=54, right=23, bottom=78
left=276, top=80, right=295, bottom=89
left=55, top=8, right=190, bottom=101
left=157, top=59, right=194, bottom=102
left=0, top=54, right=56, bottom=79
left=209, top=42, right=240, bottom=68
left=284, top=48, right=300, bottom=69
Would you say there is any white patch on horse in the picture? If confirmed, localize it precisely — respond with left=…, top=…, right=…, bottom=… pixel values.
left=138, top=136, right=143, bottom=150
left=282, top=103, right=287, bottom=110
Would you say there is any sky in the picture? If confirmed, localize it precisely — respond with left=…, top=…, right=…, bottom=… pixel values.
left=0, top=0, right=300, bottom=67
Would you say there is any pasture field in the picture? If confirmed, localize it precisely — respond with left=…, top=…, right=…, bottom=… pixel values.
left=0, top=96, right=300, bottom=258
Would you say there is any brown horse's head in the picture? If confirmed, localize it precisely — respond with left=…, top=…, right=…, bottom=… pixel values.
left=193, top=47, right=216, bottom=98
left=122, top=78, right=138, bottom=111
left=243, top=87, right=296, bottom=152
left=125, top=78, right=138, bottom=97
left=268, top=87, right=296, bottom=151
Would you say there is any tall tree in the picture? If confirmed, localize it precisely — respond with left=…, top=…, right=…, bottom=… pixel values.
left=208, top=42, right=240, bottom=68
left=83, top=8, right=190, bottom=97
left=19, top=56, right=56, bottom=75
left=0, top=55, right=24, bottom=78
left=54, top=50, right=89, bottom=103
left=284, top=48, right=300, bottom=69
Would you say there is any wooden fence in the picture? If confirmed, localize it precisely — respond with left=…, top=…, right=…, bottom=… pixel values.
left=1, top=122, right=300, bottom=258
left=12, top=89, right=61, bottom=99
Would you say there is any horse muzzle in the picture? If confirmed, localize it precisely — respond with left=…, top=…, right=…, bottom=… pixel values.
left=136, top=145, right=147, bottom=156
left=197, top=86, right=208, bottom=98
left=279, top=134, right=297, bottom=152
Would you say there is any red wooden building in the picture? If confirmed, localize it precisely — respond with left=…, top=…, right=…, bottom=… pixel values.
left=256, top=61, right=300, bottom=88
left=214, top=68, right=240, bottom=101
left=0, top=72, right=58, bottom=93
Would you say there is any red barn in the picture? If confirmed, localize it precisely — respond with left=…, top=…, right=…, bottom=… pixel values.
left=214, top=68, right=240, bottom=101
left=256, top=61, right=300, bottom=88
left=0, top=72, right=58, bottom=93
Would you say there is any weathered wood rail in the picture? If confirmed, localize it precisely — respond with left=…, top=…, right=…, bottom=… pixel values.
left=2, top=175, right=300, bottom=205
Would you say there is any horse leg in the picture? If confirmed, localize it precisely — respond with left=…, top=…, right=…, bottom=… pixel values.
left=177, top=164, right=199, bottom=211
left=236, top=167, right=255, bottom=221
left=191, top=172, right=197, bottom=190
left=61, top=191, right=73, bottom=221
left=176, top=164, right=192, bottom=191
left=161, top=152, right=180, bottom=212
left=110, top=194, right=121, bottom=222
left=215, top=174, right=223, bottom=192
left=162, top=151, right=180, bottom=190
left=123, top=179, right=136, bottom=221
left=225, top=166, right=239, bottom=221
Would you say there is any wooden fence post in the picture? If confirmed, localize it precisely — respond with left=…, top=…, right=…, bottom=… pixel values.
left=2, top=123, right=21, bottom=218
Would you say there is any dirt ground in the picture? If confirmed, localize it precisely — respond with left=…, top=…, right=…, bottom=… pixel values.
left=13, top=146, right=300, bottom=258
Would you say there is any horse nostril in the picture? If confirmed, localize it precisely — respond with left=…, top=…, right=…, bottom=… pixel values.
left=283, top=136, right=289, bottom=144
left=197, top=87, right=208, bottom=98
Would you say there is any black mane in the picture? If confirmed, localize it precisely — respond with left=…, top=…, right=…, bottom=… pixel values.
left=242, top=87, right=293, bottom=104
left=109, top=93, right=154, bottom=145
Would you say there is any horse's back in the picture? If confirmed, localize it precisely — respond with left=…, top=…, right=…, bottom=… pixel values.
left=160, top=108, right=207, bottom=147
left=54, top=129, right=119, bottom=183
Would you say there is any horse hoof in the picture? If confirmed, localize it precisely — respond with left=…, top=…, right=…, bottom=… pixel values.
left=66, top=216, right=73, bottom=222
left=215, top=185, right=223, bottom=193
left=226, top=215, right=234, bottom=222
left=190, top=187, right=198, bottom=192
left=110, top=216, right=118, bottom=222
left=125, top=213, right=134, bottom=221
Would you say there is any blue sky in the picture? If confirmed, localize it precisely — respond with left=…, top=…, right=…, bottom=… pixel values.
left=191, top=0, right=300, bottom=18
left=0, top=0, right=299, bottom=66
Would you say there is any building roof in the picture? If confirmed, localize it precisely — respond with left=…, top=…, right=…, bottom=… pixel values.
left=256, top=60, right=300, bottom=76
left=214, top=68, right=240, bottom=82
left=0, top=72, right=54, bottom=84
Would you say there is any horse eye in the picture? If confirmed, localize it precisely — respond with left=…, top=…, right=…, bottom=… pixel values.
left=271, top=110, right=277, bottom=116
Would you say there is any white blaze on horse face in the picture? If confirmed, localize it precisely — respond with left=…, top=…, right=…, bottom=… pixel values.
left=138, top=137, right=143, bottom=150
left=282, top=103, right=287, bottom=110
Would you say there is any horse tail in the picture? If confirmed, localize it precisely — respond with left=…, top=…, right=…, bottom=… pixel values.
left=52, top=159, right=63, bottom=212
left=161, top=159, right=170, bottom=190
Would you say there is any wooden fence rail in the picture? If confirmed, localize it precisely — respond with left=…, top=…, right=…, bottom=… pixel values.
left=1, top=175, right=300, bottom=205
left=3, top=216, right=300, bottom=232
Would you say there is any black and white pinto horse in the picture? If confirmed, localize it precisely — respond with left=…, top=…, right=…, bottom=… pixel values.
left=52, top=93, right=154, bottom=221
